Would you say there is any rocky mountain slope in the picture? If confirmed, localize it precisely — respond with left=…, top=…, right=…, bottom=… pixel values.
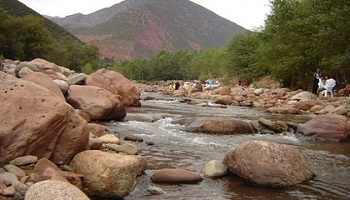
left=49, top=0, right=247, bottom=60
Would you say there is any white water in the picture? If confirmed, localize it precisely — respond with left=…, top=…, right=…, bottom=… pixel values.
left=104, top=92, right=350, bottom=200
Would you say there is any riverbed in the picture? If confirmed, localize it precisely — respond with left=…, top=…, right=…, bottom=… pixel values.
left=106, top=92, right=350, bottom=200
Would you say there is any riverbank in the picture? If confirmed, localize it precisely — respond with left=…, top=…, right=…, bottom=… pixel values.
left=137, top=80, right=350, bottom=119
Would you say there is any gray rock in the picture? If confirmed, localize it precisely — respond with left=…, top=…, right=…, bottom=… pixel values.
left=4, top=165, right=26, bottom=177
left=10, top=155, right=38, bottom=166
left=291, top=91, right=313, bottom=101
left=0, top=172, right=18, bottom=186
left=53, top=79, right=69, bottom=94
left=18, top=67, right=34, bottom=78
left=147, top=186, right=166, bottom=195
left=58, top=66, right=74, bottom=76
left=103, top=143, right=138, bottom=155
left=66, top=73, right=87, bottom=85
left=12, top=180, right=28, bottom=195
left=254, top=88, right=264, bottom=96
left=202, top=160, right=228, bottom=178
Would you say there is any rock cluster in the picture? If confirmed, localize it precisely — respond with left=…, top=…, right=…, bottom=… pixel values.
left=141, top=81, right=350, bottom=118
left=0, top=58, right=144, bottom=199
left=140, top=80, right=350, bottom=142
left=1, top=58, right=348, bottom=199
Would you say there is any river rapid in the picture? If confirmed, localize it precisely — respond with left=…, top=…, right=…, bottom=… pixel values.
left=106, top=92, right=350, bottom=200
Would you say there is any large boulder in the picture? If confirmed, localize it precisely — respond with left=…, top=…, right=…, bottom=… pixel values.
left=183, top=117, right=255, bottom=134
left=70, top=150, right=147, bottom=198
left=296, top=114, right=350, bottom=142
left=85, top=69, right=140, bottom=107
left=223, top=140, right=315, bottom=187
left=25, top=180, right=89, bottom=200
left=66, top=85, right=126, bottom=121
left=0, top=78, right=89, bottom=165
left=21, top=72, right=65, bottom=100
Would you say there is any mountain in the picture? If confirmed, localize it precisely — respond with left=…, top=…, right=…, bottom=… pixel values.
left=50, top=0, right=247, bottom=60
left=0, top=0, right=78, bottom=41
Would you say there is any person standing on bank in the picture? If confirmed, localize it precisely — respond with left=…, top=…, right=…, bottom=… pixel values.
left=312, top=68, right=321, bottom=95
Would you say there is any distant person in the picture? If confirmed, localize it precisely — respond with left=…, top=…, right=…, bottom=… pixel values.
left=175, top=82, right=180, bottom=90
left=317, top=75, right=336, bottom=97
left=312, top=68, right=321, bottom=94
left=205, top=79, right=214, bottom=87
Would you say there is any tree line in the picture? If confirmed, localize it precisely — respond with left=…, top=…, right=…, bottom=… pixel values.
left=1, top=0, right=349, bottom=90
left=111, top=0, right=350, bottom=89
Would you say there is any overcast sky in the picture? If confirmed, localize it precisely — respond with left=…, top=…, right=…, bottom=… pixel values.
left=17, top=0, right=272, bottom=30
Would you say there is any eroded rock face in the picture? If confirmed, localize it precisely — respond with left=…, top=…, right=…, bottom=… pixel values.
left=296, top=114, right=350, bottom=142
left=0, top=78, right=89, bottom=165
left=223, top=140, right=315, bottom=188
left=85, top=69, right=140, bottom=107
left=66, top=85, right=126, bottom=121
left=70, top=150, right=147, bottom=198
left=183, top=117, right=255, bottom=134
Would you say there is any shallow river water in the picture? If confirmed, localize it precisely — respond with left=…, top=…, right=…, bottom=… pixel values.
left=106, top=92, right=350, bottom=200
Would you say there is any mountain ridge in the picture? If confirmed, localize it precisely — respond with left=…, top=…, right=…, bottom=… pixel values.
left=50, top=0, right=248, bottom=60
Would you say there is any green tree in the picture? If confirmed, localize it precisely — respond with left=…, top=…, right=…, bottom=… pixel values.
left=259, top=0, right=350, bottom=88
left=227, top=32, right=266, bottom=83
left=1, top=14, right=53, bottom=60
left=46, top=36, right=99, bottom=72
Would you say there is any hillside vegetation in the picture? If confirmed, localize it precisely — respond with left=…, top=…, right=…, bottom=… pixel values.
left=0, top=0, right=99, bottom=72
left=51, top=0, right=246, bottom=60
left=111, top=0, right=350, bottom=90
left=2, top=0, right=349, bottom=91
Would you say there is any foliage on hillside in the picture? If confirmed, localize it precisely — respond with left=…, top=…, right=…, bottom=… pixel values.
left=54, top=0, right=246, bottom=60
left=0, top=0, right=99, bottom=72
left=0, top=0, right=75, bottom=39
left=110, top=0, right=350, bottom=90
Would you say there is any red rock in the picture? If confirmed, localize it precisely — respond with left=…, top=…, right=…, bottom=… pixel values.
left=151, top=168, right=203, bottom=184
left=0, top=78, right=89, bottom=165
left=66, top=85, right=126, bottom=121
left=296, top=114, right=350, bottom=142
left=85, top=69, right=140, bottom=107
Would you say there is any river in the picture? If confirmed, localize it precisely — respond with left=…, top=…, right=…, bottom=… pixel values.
left=105, top=92, right=350, bottom=200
